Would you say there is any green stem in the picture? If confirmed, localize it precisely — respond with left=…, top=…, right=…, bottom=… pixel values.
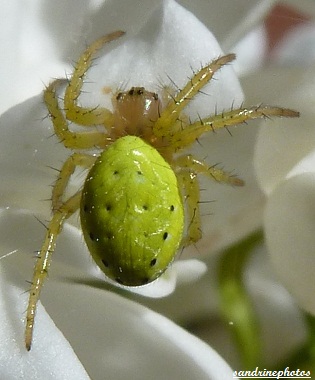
left=218, top=229, right=264, bottom=369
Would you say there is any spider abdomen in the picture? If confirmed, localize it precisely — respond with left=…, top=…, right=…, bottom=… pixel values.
left=80, top=135, right=184, bottom=286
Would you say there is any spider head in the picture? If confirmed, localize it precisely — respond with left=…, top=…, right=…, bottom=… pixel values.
left=111, top=87, right=161, bottom=142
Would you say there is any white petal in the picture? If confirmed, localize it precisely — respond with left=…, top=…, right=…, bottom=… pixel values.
left=245, top=246, right=308, bottom=363
left=1, top=0, right=274, bottom=114
left=0, top=0, right=99, bottom=114
left=101, top=259, right=207, bottom=298
left=0, top=96, right=65, bottom=213
left=92, top=262, right=178, bottom=298
left=287, top=149, right=315, bottom=179
left=0, top=209, right=235, bottom=379
left=220, top=0, right=277, bottom=51
left=82, top=0, right=244, bottom=115
left=253, top=65, right=315, bottom=195
left=173, top=259, right=208, bottom=284
left=232, top=25, right=268, bottom=76
left=140, top=243, right=308, bottom=365
left=264, top=172, right=315, bottom=315
left=91, top=0, right=277, bottom=51
left=122, top=258, right=207, bottom=297
left=50, top=280, right=236, bottom=380
left=0, top=261, right=90, bottom=380
left=273, top=22, right=315, bottom=66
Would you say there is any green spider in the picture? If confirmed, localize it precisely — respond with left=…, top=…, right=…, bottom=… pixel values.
left=25, top=30, right=299, bottom=350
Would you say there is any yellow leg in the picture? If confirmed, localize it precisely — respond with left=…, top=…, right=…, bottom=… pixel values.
left=175, top=154, right=244, bottom=186
left=170, top=106, right=300, bottom=150
left=153, top=54, right=236, bottom=136
left=52, top=153, right=96, bottom=211
left=44, top=79, right=113, bottom=149
left=175, top=154, right=244, bottom=246
left=64, top=31, right=125, bottom=126
left=176, top=170, right=202, bottom=246
left=25, top=192, right=81, bottom=351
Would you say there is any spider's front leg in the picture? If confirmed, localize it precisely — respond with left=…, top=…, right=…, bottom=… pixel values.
left=169, top=105, right=300, bottom=150
left=25, top=152, right=95, bottom=351
left=44, top=31, right=125, bottom=150
left=64, top=31, right=124, bottom=127
left=153, top=53, right=236, bottom=137
left=175, top=155, right=243, bottom=246
left=44, top=79, right=113, bottom=149
left=153, top=52, right=299, bottom=149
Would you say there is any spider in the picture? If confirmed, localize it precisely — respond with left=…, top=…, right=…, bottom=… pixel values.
left=25, top=30, right=299, bottom=350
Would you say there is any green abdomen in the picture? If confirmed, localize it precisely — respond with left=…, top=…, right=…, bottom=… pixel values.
left=80, top=135, right=184, bottom=286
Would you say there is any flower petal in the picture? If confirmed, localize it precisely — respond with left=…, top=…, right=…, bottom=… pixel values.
left=272, top=22, right=315, bottom=66
left=0, top=260, right=90, bottom=380
left=253, top=65, right=315, bottom=195
left=0, top=0, right=100, bottom=114
left=232, top=25, right=268, bottom=76
left=0, top=210, right=235, bottom=379
left=1, top=0, right=276, bottom=114
left=139, top=242, right=308, bottom=366
left=264, top=172, right=315, bottom=315
left=101, top=259, right=207, bottom=298
left=81, top=0, right=244, bottom=115
left=245, top=246, right=308, bottom=363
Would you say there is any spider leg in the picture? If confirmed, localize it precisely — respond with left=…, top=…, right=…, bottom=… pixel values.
left=175, top=154, right=244, bottom=186
left=169, top=105, right=300, bottom=150
left=52, top=153, right=96, bottom=211
left=25, top=191, right=81, bottom=351
left=44, top=79, right=113, bottom=149
left=64, top=31, right=125, bottom=126
left=25, top=150, right=98, bottom=350
left=175, top=154, right=243, bottom=246
left=176, top=169, right=202, bottom=246
left=153, top=54, right=236, bottom=137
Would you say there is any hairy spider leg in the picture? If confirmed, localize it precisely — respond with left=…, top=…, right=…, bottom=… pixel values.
left=25, top=192, right=81, bottom=351
left=52, top=153, right=97, bottom=211
left=153, top=54, right=236, bottom=137
left=175, top=155, right=244, bottom=186
left=174, top=155, right=244, bottom=245
left=64, top=31, right=125, bottom=126
left=169, top=105, right=300, bottom=150
left=176, top=170, right=201, bottom=245
left=44, top=79, right=113, bottom=149
left=26, top=153, right=96, bottom=350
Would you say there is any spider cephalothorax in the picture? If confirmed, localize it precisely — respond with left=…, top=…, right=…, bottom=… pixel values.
left=25, top=30, right=299, bottom=350
left=112, top=87, right=160, bottom=142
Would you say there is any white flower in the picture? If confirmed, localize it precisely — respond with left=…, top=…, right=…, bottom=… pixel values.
left=0, top=0, right=262, bottom=377
left=254, top=23, right=315, bottom=315
left=2, top=0, right=312, bottom=377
